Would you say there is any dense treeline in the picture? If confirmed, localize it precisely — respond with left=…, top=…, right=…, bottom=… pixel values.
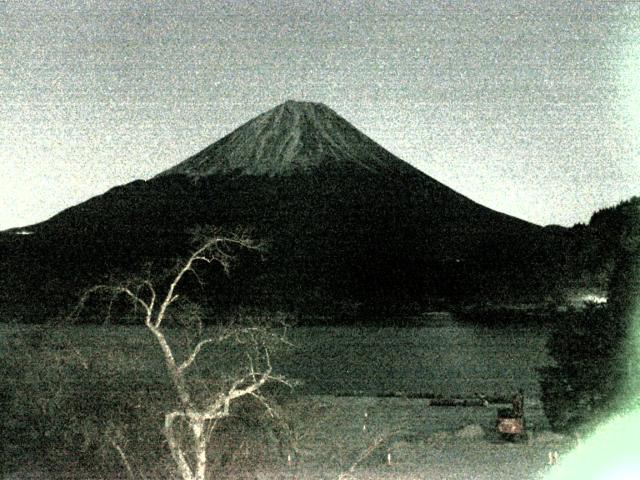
left=540, top=196, right=640, bottom=431
left=564, top=196, right=640, bottom=291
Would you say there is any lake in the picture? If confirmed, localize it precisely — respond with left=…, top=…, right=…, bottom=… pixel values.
left=278, top=318, right=551, bottom=400
left=0, top=316, right=552, bottom=401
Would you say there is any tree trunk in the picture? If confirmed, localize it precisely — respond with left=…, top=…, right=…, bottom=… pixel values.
left=192, top=419, right=208, bottom=480
left=165, top=411, right=195, bottom=480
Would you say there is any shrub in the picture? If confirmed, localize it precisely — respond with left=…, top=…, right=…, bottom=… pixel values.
left=0, top=324, right=292, bottom=479
left=540, top=197, right=639, bottom=432
left=0, top=325, right=174, bottom=478
left=539, top=304, right=624, bottom=432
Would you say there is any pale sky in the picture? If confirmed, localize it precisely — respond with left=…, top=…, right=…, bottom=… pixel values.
left=2, top=0, right=639, bottom=230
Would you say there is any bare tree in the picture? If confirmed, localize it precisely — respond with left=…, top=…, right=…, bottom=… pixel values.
left=75, top=228, right=290, bottom=480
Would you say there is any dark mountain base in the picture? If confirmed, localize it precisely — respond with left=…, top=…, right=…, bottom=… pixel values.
left=1, top=169, right=570, bottom=324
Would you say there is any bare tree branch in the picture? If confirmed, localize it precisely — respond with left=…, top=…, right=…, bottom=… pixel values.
left=178, top=338, right=214, bottom=373
left=154, top=232, right=261, bottom=329
left=110, top=439, right=137, bottom=480
left=73, top=228, right=283, bottom=480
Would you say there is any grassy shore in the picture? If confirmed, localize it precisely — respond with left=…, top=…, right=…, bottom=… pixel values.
left=0, top=321, right=561, bottom=479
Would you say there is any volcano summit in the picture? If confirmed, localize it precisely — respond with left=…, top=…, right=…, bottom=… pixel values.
left=0, top=101, right=564, bottom=322
left=158, top=100, right=414, bottom=177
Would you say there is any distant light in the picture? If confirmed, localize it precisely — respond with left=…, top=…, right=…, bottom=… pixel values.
left=14, top=230, right=33, bottom=235
left=581, top=294, right=607, bottom=304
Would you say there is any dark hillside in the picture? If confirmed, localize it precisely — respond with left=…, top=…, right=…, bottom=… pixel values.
left=0, top=101, right=571, bottom=323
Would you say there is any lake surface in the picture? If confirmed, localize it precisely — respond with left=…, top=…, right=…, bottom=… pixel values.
left=0, top=317, right=552, bottom=401
left=277, top=319, right=551, bottom=400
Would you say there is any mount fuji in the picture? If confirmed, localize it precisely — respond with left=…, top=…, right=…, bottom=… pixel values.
left=0, top=101, right=565, bottom=322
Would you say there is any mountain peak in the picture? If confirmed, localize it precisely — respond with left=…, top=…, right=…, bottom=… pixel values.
left=157, top=101, right=410, bottom=177
left=281, top=99, right=322, bottom=108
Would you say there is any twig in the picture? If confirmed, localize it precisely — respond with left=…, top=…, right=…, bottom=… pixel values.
left=111, top=440, right=138, bottom=480
left=179, top=338, right=214, bottom=372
